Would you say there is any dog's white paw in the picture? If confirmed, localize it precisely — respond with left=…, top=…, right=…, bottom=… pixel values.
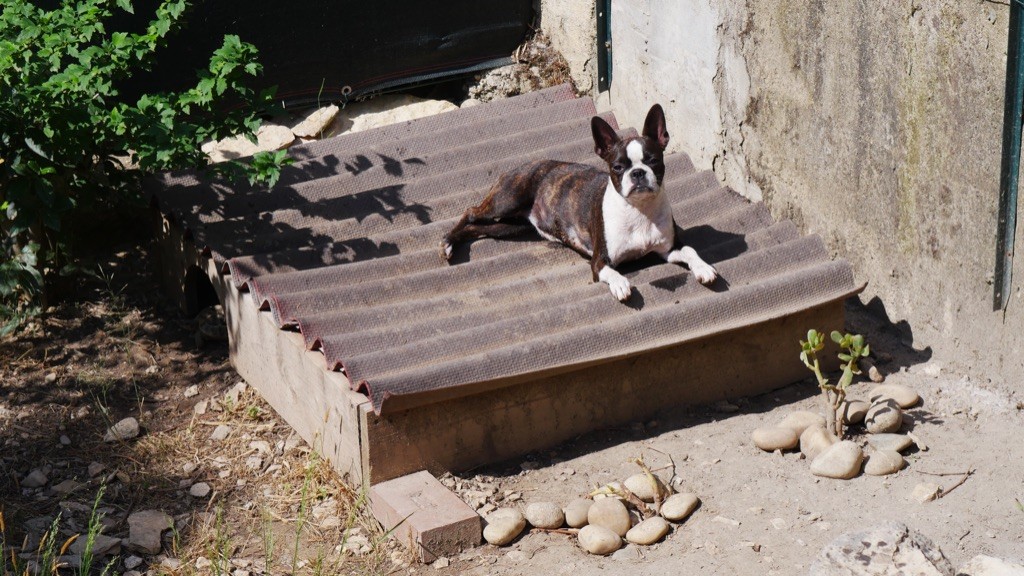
left=599, top=266, right=633, bottom=301
left=692, top=262, right=718, bottom=285
left=608, top=276, right=633, bottom=301
left=440, top=240, right=453, bottom=261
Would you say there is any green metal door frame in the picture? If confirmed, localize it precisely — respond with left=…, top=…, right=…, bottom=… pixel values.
left=995, top=0, right=1024, bottom=310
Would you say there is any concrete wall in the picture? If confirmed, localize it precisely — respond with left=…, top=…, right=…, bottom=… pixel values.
left=541, top=1, right=1024, bottom=385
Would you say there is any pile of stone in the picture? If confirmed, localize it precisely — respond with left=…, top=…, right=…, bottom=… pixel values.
left=751, top=383, right=925, bottom=480
left=480, top=469, right=699, bottom=556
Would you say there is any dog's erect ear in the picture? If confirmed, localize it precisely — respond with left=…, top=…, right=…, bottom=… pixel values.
left=592, top=116, right=620, bottom=159
left=642, top=104, right=670, bottom=150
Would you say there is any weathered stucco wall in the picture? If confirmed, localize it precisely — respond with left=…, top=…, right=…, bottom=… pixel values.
left=544, top=1, right=1023, bottom=385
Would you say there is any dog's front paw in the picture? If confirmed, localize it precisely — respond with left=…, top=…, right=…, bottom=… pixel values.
left=608, top=277, right=632, bottom=301
left=439, top=239, right=454, bottom=262
left=692, top=262, right=718, bottom=285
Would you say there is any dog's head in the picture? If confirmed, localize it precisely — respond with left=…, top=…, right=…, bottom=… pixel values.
left=591, top=104, right=670, bottom=199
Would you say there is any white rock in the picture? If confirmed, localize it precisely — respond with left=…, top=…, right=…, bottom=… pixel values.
left=44, top=372, right=57, bottom=384
left=127, top=510, right=172, bottom=554
left=751, top=427, right=800, bottom=452
left=801, top=425, right=838, bottom=460
left=189, top=482, right=211, bottom=498
left=432, top=556, right=451, bottom=569
left=204, top=124, right=294, bottom=163
left=867, top=433, right=913, bottom=453
left=578, top=524, right=622, bottom=555
left=183, top=385, right=199, bottom=398
left=810, top=441, right=864, bottom=480
left=103, top=417, right=140, bottom=442
left=588, top=498, right=631, bottom=537
left=863, top=450, right=905, bottom=476
left=482, top=508, right=525, bottom=546
left=124, top=556, right=143, bottom=570
left=291, top=105, right=340, bottom=139
left=778, top=411, right=827, bottom=435
left=840, top=400, right=870, bottom=424
left=865, top=399, right=903, bottom=433
left=337, top=95, right=458, bottom=135
left=623, top=473, right=668, bottom=502
left=625, top=517, right=670, bottom=545
left=245, top=456, right=262, bottom=470
left=22, top=469, right=48, bottom=488
left=870, top=384, right=921, bottom=408
left=564, top=498, right=592, bottom=528
left=912, top=483, right=941, bottom=503
left=210, top=425, right=231, bottom=441
left=810, top=521, right=953, bottom=575
left=957, top=555, right=1024, bottom=575
left=524, top=502, right=564, bottom=529
left=660, top=493, right=699, bottom=522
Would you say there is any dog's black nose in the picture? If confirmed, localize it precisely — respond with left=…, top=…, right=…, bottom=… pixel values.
left=630, top=169, right=646, bottom=183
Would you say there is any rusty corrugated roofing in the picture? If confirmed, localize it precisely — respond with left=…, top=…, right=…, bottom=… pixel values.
left=148, top=85, right=861, bottom=415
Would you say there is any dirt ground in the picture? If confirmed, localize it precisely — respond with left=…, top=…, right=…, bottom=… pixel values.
left=3, top=237, right=1022, bottom=576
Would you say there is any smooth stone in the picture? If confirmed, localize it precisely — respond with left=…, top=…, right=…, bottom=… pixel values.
left=625, top=517, right=670, bottom=545
left=70, top=534, right=121, bottom=556
left=912, top=483, right=941, bottom=503
left=578, top=524, right=622, bottom=555
left=203, top=124, right=294, bottom=163
left=483, top=508, right=525, bottom=546
left=810, top=521, right=954, bottom=576
left=588, top=498, right=631, bottom=537
left=778, top=411, right=827, bottom=435
left=524, top=502, right=564, bottom=529
left=957, top=555, right=1024, bottom=576
left=864, top=450, right=905, bottom=476
left=840, top=400, right=870, bottom=424
left=623, top=473, right=667, bottom=502
left=189, top=482, right=211, bottom=498
left=210, top=425, right=231, bottom=441
left=870, top=384, right=920, bottom=408
left=103, top=417, right=140, bottom=442
left=810, top=441, right=864, bottom=480
left=800, top=425, right=838, bottom=460
left=87, top=462, right=105, bottom=478
left=22, top=469, right=48, bottom=488
left=865, top=399, right=904, bottom=434
left=867, top=433, right=914, bottom=453
left=564, top=499, right=592, bottom=528
left=127, top=510, right=172, bottom=554
left=660, top=493, right=699, bottom=522
left=751, top=427, right=799, bottom=452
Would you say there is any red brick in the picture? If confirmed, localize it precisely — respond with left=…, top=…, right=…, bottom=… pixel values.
left=369, top=470, right=481, bottom=562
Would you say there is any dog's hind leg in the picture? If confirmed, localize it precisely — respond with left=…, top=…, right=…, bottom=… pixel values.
left=441, top=174, right=536, bottom=260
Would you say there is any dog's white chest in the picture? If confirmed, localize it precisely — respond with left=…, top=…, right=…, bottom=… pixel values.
left=602, top=183, right=675, bottom=265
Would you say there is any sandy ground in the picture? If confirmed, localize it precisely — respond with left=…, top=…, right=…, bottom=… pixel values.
left=429, top=334, right=1024, bottom=575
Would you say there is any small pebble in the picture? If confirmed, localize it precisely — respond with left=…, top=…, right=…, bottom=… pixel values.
left=867, top=433, right=913, bottom=453
left=588, top=498, right=631, bottom=537
left=810, top=441, right=864, bottom=480
left=87, top=462, right=105, bottom=478
left=183, top=385, right=200, bottom=398
left=869, top=384, right=920, bottom=408
left=483, top=508, right=526, bottom=546
left=660, top=493, right=699, bottom=522
left=59, top=435, right=71, bottom=446
left=578, top=524, right=622, bottom=555
left=524, top=502, right=564, bottom=529
left=777, top=411, right=827, bottom=435
left=840, top=400, right=870, bottom=425
left=751, top=427, right=799, bottom=452
left=865, top=399, right=903, bottom=434
left=912, top=482, right=941, bottom=503
left=103, top=417, right=140, bottom=442
left=22, top=469, right=48, bottom=488
left=433, top=557, right=450, bottom=569
left=44, top=372, right=58, bottom=384
left=124, top=556, right=143, bottom=570
left=189, top=482, right=211, bottom=498
left=210, top=425, right=231, bottom=441
left=800, top=425, right=837, bottom=460
left=564, top=499, right=592, bottom=528
left=623, top=473, right=667, bottom=502
left=864, top=450, right=905, bottom=476
left=625, top=517, right=670, bottom=545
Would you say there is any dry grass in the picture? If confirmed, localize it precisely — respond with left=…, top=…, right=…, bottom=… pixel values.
left=0, top=246, right=397, bottom=575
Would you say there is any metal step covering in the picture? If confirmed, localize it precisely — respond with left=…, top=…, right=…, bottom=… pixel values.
left=149, top=85, right=862, bottom=483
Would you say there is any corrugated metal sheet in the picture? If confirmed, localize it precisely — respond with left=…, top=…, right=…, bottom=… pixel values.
left=148, top=85, right=861, bottom=415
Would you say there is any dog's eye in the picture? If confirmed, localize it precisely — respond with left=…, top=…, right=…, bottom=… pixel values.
left=644, top=155, right=660, bottom=165
left=612, top=164, right=625, bottom=174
